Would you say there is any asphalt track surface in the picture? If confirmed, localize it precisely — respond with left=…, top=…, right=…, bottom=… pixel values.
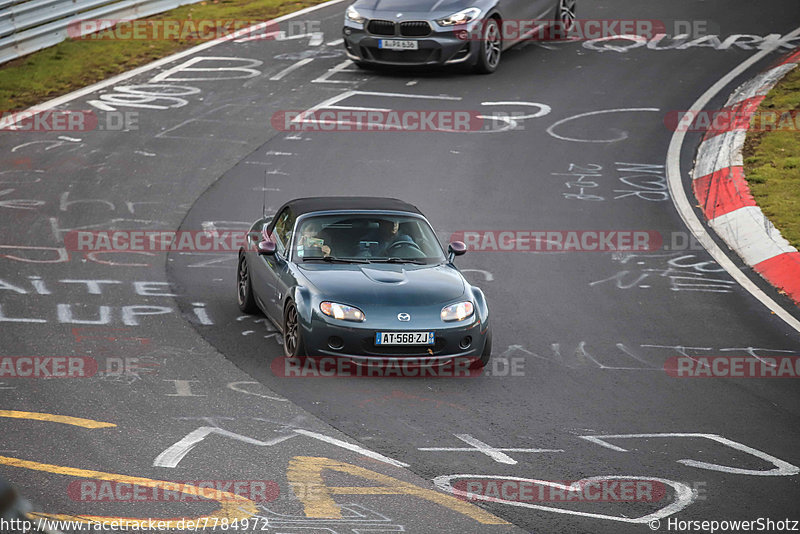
left=2, top=1, right=800, bottom=533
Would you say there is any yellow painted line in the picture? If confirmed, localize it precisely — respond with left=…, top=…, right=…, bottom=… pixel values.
left=287, top=456, right=508, bottom=525
left=0, top=410, right=115, bottom=429
left=0, top=456, right=258, bottom=527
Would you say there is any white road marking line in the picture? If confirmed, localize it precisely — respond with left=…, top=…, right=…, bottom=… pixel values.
left=326, top=105, right=392, bottom=111
left=419, top=434, right=562, bottom=465
left=580, top=433, right=800, bottom=476
left=665, top=24, right=800, bottom=334
left=154, top=427, right=298, bottom=468
left=227, top=381, right=287, bottom=402
left=293, top=429, right=409, bottom=467
left=235, top=31, right=323, bottom=45
left=270, top=57, right=315, bottom=80
left=312, top=60, right=360, bottom=84
left=326, top=38, right=344, bottom=46
left=546, top=108, right=660, bottom=143
left=308, top=32, right=324, bottom=46
left=291, top=90, right=463, bottom=128
left=481, top=101, right=551, bottom=119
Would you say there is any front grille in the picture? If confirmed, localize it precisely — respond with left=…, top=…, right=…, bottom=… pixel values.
left=362, top=337, right=447, bottom=356
left=369, top=48, right=437, bottom=63
left=399, top=21, right=431, bottom=37
left=367, top=19, right=395, bottom=35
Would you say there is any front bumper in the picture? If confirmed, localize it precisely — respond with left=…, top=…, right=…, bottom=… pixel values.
left=342, top=19, right=480, bottom=67
left=303, top=314, right=488, bottom=365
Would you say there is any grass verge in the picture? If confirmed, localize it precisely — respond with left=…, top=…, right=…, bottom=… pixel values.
left=0, top=0, right=328, bottom=111
left=743, top=66, right=800, bottom=249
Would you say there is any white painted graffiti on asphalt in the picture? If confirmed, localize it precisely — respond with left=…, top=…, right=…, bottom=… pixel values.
left=590, top=251, right=736, bottom=293
left=582, top=33, right=800, bottom=53
left=0, top=277, right=213, bottom=325
left=555, top=162, right=669, bottom=202
left=87, top=57, right=263, bottom=111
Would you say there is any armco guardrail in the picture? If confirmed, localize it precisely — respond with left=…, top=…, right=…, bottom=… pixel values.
left=0, top=0, right=203, bottom=64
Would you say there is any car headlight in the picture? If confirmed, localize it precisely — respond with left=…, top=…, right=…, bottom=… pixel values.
left=321, top=301, right=366, bottom=322
left=346, top=5, right=366, bottom=23
left=436, top=7, right=481, bottom=26
left=441, top=301, right=474, bottom=322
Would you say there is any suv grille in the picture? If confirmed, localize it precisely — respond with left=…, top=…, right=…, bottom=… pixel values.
left=367, top=19, right=395, bottom=35
left=399, top=21, right=431, bottom=37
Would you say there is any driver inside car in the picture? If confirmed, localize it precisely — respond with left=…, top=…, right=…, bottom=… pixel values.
left=359, top=219, right=415, bottom=257
left=296, top=221, right=332, bottom=258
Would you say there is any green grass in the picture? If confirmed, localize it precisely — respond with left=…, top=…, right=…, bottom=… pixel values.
left=743, top=67, right=800, bottom=249
left=0, top=0, right=326, bottom=110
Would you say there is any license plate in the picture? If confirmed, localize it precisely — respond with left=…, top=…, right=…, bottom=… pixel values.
left=375, top=331, right=434, bottom=345
left=379, top=39, right=419, bottom=50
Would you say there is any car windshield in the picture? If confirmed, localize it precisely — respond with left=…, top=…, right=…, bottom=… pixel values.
left=293, top=214, right=446, bottom=264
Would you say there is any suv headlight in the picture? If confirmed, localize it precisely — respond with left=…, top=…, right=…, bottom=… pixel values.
left=436, top=7, right=481, bottom=26
left=346, top=5, right=366, bottom=23
left=321, top=301, right=365, bottom=322
left=441, top=301, right=474, bottom=322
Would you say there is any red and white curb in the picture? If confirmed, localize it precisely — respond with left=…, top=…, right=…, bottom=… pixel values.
left=691, top=49, right=800, bottom=305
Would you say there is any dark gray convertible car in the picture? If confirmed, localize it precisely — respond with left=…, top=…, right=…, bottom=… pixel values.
left=236, top=197, right=491, bottom=368
left=342, top=0, right=576, bottom=72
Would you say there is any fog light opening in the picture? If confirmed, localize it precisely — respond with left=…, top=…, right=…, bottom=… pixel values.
left=328, top=336, right=345, bottom=350
left=459, top=336, right=472, bottom=350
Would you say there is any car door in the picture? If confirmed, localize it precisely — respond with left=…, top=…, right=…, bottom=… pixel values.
left=252, top=207, right=291, bottom=324
left=253, top=208, right=294, bottom=322
left=498, top=0, right=550, bottom=44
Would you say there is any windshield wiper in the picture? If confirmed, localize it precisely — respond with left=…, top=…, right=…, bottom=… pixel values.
left=371, top=257, right=427, bottom=265
left=304, top=256, right=371, bottom=264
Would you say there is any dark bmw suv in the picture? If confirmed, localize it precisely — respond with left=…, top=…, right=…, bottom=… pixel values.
left=342, top=0, right=576, bottom=73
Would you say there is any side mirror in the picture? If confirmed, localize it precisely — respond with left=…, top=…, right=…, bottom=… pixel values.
left=447, top=241, right=467, bottom=261
left=257, top=240, right=276, bottom=256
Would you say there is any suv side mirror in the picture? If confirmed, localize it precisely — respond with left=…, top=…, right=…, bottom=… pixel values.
left=447, top=241, right=467, bottom=261
left=257, top=240, right=276, bottom=256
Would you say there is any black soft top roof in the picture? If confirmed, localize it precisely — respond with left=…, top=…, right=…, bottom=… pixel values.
left=277, top=197, right=423, bottom=217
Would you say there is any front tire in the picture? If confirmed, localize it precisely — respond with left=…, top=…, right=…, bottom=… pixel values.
left=552, top=0, right=576, bottom=38
left=473, top=18, right=501, bottom=74
left=236, top=253, right=258, bottom=314
left=283, top=301, right=306, bottom=359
